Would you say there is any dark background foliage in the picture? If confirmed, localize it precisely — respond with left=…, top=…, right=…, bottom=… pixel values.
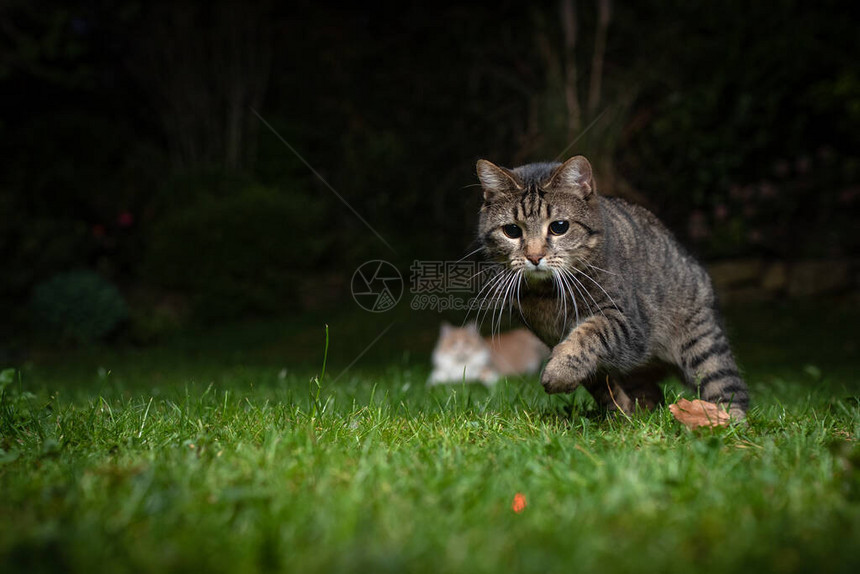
left=1, top=0, right=858, bottom=346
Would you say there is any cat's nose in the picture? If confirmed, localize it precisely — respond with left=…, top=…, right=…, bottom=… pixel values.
left=526, top=254, right=544, bottom=266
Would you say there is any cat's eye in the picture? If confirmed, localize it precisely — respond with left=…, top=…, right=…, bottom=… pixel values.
left=502, top=224, right=522, bottom=239
left=549, top=220, right=570, bottom=236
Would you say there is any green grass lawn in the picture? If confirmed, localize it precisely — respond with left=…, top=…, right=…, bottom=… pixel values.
left=1, top=300, right=859, bottom=573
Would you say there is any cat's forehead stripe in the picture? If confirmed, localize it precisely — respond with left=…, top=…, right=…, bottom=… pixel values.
left=514, top=186, right=547, bottom=220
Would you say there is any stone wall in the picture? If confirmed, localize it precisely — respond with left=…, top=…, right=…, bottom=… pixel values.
left=707, top=259, right=859, bottom=303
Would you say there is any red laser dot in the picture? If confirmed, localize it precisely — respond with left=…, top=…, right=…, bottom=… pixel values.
left=512, top=493, right=527, bottom=513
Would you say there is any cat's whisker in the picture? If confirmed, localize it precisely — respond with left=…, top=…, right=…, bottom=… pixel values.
left=468, top=262, right=503, bottom=283
left=564, top=268, right=602, bottom=318
left=468, top=267, right=509, bottom=329
left=486, top=270, right=511, bottom=338
left=552, top=269, right=568, bottom=325
left=495, top=270, right=519, bottom=339
left=506, top=270, right=520, bottom=317
left=557, top=268, right=583, bottom=325
left=551, top=268, right=569, bottom=329
left=515, top=270, right=528, bottom=325
left=483, top=269, right=515, bottom=335
left=575, top=256, right=627, bottom=300
left=557, top=268, right=580, bottom=326
left=580, top=259, right=620, bottom=277
left=454, top=245, right=487, bottom=264
left=571, top=267, right=621, bottom=312
left=508, top=269, right=522, bottom=315
left=492, top=276, right=507, bottom=339
left=476, top=274, right=506, bottom=332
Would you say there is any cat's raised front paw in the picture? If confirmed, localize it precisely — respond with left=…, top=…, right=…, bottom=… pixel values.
left=540, top=341, right=591, bottom=394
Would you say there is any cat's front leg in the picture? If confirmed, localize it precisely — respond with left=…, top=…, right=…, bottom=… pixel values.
left=540, top=336, right=596, bottom=394
left=541, top=313, right=640, bottom=394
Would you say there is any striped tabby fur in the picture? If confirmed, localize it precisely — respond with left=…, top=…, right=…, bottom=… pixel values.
left=474, top=156, right=749, bottom=419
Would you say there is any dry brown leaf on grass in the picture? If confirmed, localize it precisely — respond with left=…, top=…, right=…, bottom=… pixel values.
left=669, top=398, right=731, bottom=429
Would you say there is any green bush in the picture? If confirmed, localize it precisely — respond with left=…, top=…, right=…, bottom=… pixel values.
left=143, top=183, right=331, bottom=321
left=30, top=270, right=129, bottom=344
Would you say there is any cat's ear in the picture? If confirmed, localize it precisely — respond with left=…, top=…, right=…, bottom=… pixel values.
left=546, top=156, right=595, bottom=199
left=476, top=159, right=522, bottom=201
left=440, top=321, right=452, bottom=335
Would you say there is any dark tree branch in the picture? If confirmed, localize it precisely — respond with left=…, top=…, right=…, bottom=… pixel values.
left=560, top=0, right=581, bottom=136
left=588, top=0, right=611, bottom=116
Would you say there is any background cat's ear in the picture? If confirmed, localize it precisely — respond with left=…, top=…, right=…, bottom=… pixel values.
left=440, top=321, right=452, bottom=334
left=476, top=159, right=522, bottom=201
left=546, top=156, right=595, bottom=199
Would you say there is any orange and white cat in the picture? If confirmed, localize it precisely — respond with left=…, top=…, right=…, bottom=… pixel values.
left=428, top=322, right=549, bottom=386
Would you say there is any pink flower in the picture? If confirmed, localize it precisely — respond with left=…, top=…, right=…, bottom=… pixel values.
left=759, top=182, right=778, bottom=199
left=117, top=211, right=134, bottom=227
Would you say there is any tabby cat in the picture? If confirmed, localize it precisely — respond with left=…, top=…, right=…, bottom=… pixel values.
left=428, top=322, right=549, bottom=386
left=474, top=156, right=749, bottom=419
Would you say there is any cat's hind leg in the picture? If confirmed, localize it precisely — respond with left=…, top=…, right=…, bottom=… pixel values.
left=676, top=308, right=749, bottom=419
left=583, top=365, right=666, bottom=415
